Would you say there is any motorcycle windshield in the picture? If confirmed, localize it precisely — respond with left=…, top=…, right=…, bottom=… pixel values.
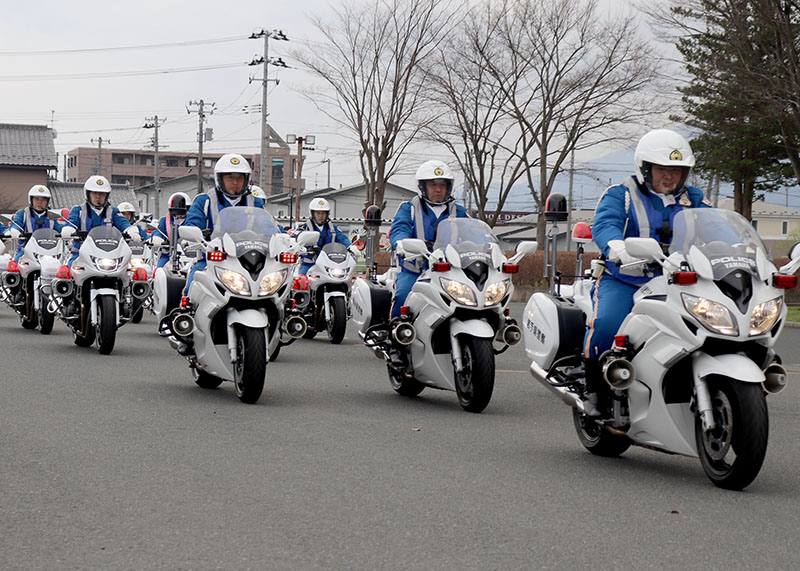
left=434, top=218, right=499, bottom=264
left=669, top=209, right=766, bottom=279
left=211, top=206, right=281, bottom=240
left=30, top=228, right=60, bottom=251
left=322, top=242, right=348, bottom=263
left=87, top=225, right=123, bottom=252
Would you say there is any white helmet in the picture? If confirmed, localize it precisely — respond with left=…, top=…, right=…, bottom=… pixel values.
left=118, top=201, right=136, bottom=214
left=309, top=197, right=331, bottom=219
left=634, top=129, right=695, bottom=191
left=168, top=192, right=192, bottom=215
left=84, top=175, right=112, bottom=205
left=28, top=185, right=51, bottom=213
left=249, top=185, right=266, bottom=199
left=415, top=160, right=455, bottom=205
left=214, top=153, right=251, bottom=199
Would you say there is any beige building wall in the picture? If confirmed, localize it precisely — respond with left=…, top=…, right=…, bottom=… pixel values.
left=0, top=168, right=49, bottom=210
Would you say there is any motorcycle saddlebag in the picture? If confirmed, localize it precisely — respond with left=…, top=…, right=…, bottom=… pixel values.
left=350, top=277, right=392, bottom=334
left=523, top=292, right=586, bottom=370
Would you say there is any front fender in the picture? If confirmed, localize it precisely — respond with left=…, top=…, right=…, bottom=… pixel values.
left=692, top=352, right=765, bottom=383
left=449, top=318, right=494, bottom=338
left=226, top=307, right=269, bottom=330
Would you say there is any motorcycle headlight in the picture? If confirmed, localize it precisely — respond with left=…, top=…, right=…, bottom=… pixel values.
left=215, top=267, right=251, bottom=296
left=327, top=266, right=348, bottom=279
left=92, top=256, right=121, bottom=272
left=750, top=296, right=782, bottom=336
left=440, top=277, right=477, bottom=306
left=259, top=269, right=287, bottom=296
left=681, top=293, right=738, bottom=336
left=485, top=279, right=510, bottom=306
left=129, top=257, right=146, bottom=269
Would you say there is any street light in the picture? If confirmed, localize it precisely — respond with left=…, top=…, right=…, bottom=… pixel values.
left=286, top=134, right=316, bottom=228
left=249, top=28, right=289, bottom=192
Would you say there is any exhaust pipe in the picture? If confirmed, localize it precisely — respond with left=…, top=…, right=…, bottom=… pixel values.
left=172, top=313, right=195, bottom=337
left=131, top=281, right=151, bottom=299
left=52, top=278, right=73, bottom=298
left=392, top=322, right=416, bottom=345
left=763, top=363, right=788, bottom=394
left=285, top=315, right=308, bottom=338
left=529, top=361, right=585, bottom=413
left=602, top=357, right=635, bottom=390
left=497, top=323, right=522, bottom=346
left=2, top=273, right=20, bottom=288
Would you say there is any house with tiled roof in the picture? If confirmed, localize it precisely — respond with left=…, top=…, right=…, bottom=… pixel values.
left=47, top=181, right=137, bottom=211
left=0, top=123, right=58, bottom=210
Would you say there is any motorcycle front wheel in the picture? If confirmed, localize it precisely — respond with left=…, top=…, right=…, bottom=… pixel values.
left=96, top=295, right=117, bottom=355
left=233, top=325, right=266, bottom=404
left=696, top=380, right=768, bottom=490
left=326, top=296, right=347, bottom=344
left=38, top=293, right=54, bottom=335
left=454, top=336, right=495, bottom=413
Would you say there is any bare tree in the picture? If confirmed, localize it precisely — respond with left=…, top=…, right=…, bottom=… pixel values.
left=293, top=0, right=454, bottom=212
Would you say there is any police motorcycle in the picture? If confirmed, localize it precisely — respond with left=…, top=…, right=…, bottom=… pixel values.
left=351, top=217, right=536, bottom=412
left=159, top=206, right=317, bottom=404
left=0, top=228, right=64, bottom=334
left=523, top=206, right=799, bottom=490
left=50, top=226, right=142, bottom=355
left=292, top=242, right=357, bottom=344
left=127, top=240, right=154, bottom=323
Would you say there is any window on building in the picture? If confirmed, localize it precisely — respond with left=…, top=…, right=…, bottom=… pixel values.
left=752, top=219, right=758, bottom=231
left=112, top=155, right=131, bottom=165
left=782, top=220, right=788, bottom=235
left=187, top=158, right=197, bottom=167
left=203, top=159, right=212, bottom=168
left=140, top=156, right=153, bottom=166
left=271, top=157, right=284, bottom=194
left=165, top=158, right=179, bottom=167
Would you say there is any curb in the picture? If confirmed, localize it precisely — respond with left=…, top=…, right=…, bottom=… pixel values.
left=785, top=321, right=800, bottom=328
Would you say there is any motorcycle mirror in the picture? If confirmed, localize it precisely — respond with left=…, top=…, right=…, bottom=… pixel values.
left=179, top=226, right=205, bottom=243
left=515, top=241, right=537, bottom=257
left=296, top=231, right=320, bottom=247
left=399, top=238, right=428, bottom=257
left=789, top=241, right=800, bottom=261
left=624, top=237, right=664, bottom=262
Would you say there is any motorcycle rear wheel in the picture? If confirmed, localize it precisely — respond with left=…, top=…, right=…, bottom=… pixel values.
left=326, top=296, right=347, bottom=344
left=96, top=295, right=117, bottom=355
left=388, top=365, right=425, bottom=397
left=696, top=380, right=768, bottom=490
left=455, top=336, right=495, bottom=413
left=193, top=368, right=223, bottom=389
left=233, top=325, right=267, bottom=404
left=131, top=306, right=144, bottom=324
left=21, top=292, right=37, bottom=329
left=572, top=408, right=631, bottom=457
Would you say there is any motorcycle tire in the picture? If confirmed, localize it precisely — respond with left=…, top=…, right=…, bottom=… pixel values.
left=131, top=306, right=144, bottom=324
left=96, top=295, right=117, bottom=355
left=302, top=327, right=317, bottom=339
left=233, top=325, right=267, bottom=404
left=454, top=336, right=495, bottom=413
left=73, top=325, right=96, bottom=347
left=39, top=295, right=54, bottom=335
left=269, top=339, right=281, bottom=362
left=572, top=408, right=631, bottom=457
left=193, top=368, right=223, bottom=390
left=388, top=365, right=425, bottom=397
left=696, top=379, right=768, bottom=490
left=21, top=293, right=37, bottom=329
left=326, top=296, right=347, bottom=345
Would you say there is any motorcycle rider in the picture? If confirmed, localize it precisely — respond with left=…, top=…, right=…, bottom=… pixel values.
left=8, top=185, right=64, bottom=262
left=388, top=160, right=468, bottom=318
left=298, top=197, right=358, bottom=274
left=582, top=128, right=712, bottom=415
left=117, top=202, right=148, bottom=240
left=152, top=192, right=192, bottom=268
left=61, top=176, right=139, bottom=267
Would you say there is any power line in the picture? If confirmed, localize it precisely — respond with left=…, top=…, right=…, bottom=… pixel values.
left=0, top=35, right=245, bottom=56
left=0, top=62, right=249, bottom=82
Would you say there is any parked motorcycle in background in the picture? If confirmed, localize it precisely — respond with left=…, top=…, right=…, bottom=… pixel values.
left=351, top=218, right=536, bottom=412
left=524, top=206, right=799, bottom=489
left=159, top=207, right=317, bottom=404
left=0, top=228, right=64, bottom=334
left=292, top=242, right=356, bottom=344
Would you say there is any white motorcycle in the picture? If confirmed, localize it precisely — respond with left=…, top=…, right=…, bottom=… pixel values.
left=0, top=228, right=64, bottom=334
left=524, top=208, right=799, bottom=489
left=127, top=240, right=153, bottom=323
left=351, top=218, right=536, bottom=412
left=292, top=242, right=357, bottom=344
left=50, top=226, right=144, bottom=354
left=160, top=206, right=317, bottom=404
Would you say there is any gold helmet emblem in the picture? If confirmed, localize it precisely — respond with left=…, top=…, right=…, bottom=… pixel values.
left=230, top=157, right=240, bottom=165
left=434, top=167, right=444, bottom=176
left=669, top=150, right=683, bottom=161
left=96, top=178, right=104, bottom=185
left=37, top=187, right=45, bottom=193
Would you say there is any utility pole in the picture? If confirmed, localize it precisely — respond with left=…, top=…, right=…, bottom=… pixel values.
left=249, top=28, right=289, bottom=192
left=322, top=157, right=331, bottom=189
left=144, top=115, right=166, bottom=217
left=567, top=149, right=575, bottom=251
left=90, top=136, right=108, bottom=177
left=187, top=100, right=215, bottom=194
left=286, top=133, right=316, bottom=228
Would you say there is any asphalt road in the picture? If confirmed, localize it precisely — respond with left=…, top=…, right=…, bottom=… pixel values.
left=1, top=303, right=799, bottom=570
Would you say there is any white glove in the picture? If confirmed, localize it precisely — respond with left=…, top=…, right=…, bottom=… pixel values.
left=348, top=244, right=362, bottom=258
left=61, top=226, right=75, bottom=238
left=606, top=240, right=638, bottom=266
left=125, top=226, right=140, bottom=241
left=8, top=228, right=21, bottom=240
left=150, top=236, right=164, bottom=248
